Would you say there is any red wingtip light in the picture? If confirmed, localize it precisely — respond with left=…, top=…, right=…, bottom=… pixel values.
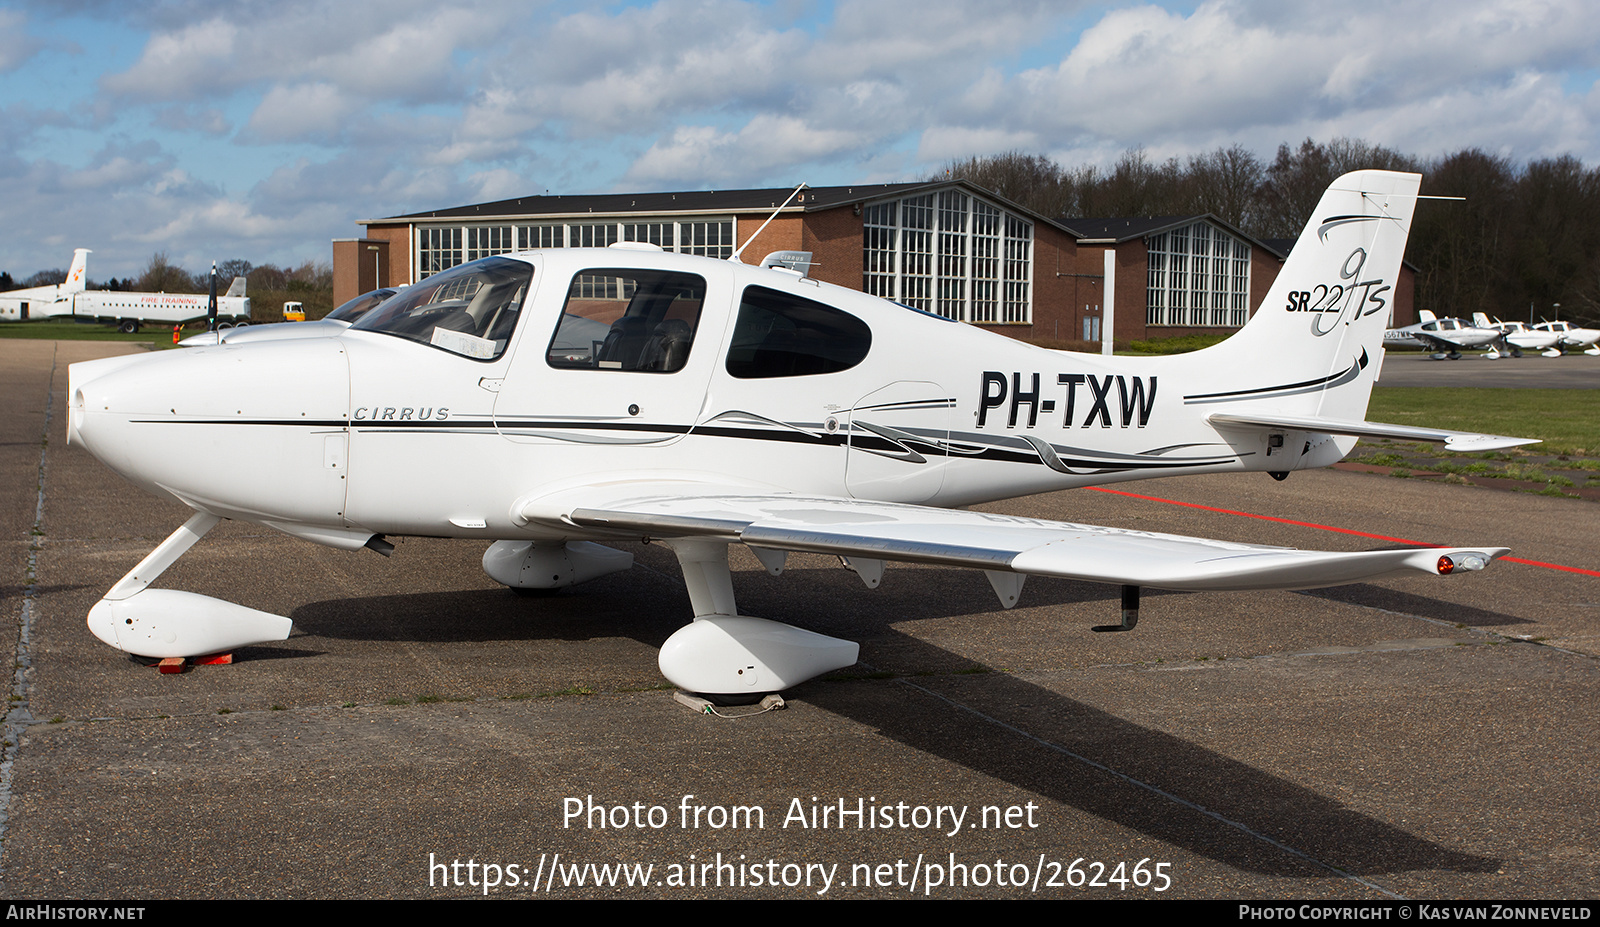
left=1437, top=555, right=1455, bottom=575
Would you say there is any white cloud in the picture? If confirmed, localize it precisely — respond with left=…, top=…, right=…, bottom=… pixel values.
left=154, top=105, right=232, bottom=135
left=916, top=126, right=1041, bottom=164
left=243, top=83, right=362, bottom=144
left=0, top=9, right=43, bottom=73
left=926, top=0, right=1600, bottom=165
left=626, top=125, right=733, bottom=185
left=100, top=17, right=240, bottom=101
left=5, top=0, right=1600, bottom=281
left=100, top=2, right=510, bottom=105
left=625, top=112, right=876, bottom=187
left=466, top=167, right=527, bottom=202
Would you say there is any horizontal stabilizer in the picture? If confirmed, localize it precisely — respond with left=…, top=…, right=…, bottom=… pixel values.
left=522, top=485, right=1508, bottom=594
left=1208, top=412, right=1537, bottom=452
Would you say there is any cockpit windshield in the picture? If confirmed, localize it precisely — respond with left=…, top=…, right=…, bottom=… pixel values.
left=351, top=258, right=531, bottom=360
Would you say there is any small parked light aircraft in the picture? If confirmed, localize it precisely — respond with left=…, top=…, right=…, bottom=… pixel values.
left=1532, top=320, right=1600, bottom=356
left=1469, top=314, right=1562, bottom=358
left=1383, top=311, right=1503, bottom=359
left=178, top=285, right=404, bottom=347
left=68, top=171, right=1533, bottom=696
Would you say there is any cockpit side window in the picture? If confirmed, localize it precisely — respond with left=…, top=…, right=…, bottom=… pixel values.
left=547, top=269, right=706, bottom=373
left=351, top=257, right=530, bottom=361
left=725, top=285, right=872, bottom=379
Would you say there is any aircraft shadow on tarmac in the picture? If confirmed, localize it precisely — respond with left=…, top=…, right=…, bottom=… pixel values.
left=802, top=659, right=1497, bottom=880
left=1296, top=584, right=1530, bottom=628
left=273, top=552, right=1498, bottom=880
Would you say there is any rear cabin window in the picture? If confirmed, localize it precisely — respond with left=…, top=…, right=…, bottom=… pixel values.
left=547, top=269, right=706, bottom=373
left=725, top=286, right=872, bottom=378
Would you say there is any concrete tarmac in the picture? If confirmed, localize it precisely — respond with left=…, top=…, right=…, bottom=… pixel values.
left=2, top=341, right=1596, bottom=899
left=1378, top=350, right=1600, bottom=388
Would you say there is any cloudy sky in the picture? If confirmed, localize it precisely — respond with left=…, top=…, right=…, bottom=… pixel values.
left=2, top=0, right=1597, bottom=280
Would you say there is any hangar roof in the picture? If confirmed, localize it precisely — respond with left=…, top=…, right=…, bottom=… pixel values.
left=366, top=182, right=949, bottom=223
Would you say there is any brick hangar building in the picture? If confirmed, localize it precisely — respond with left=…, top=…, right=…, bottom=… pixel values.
left=333, top=180, right=1415, bottom=342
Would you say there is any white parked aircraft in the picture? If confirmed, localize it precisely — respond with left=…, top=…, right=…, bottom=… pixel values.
left=67, top=275, right=251, bottom=333
left=1469, top=314, right=1562, bottom=358
left=178, top=285, right=403, bottom=347
left=1532, top=320, right=1600, bottom=355
left=0, top=248, right=250, bottom=331
left=0, top=249, right=89, bottom=320
left=1382, top=311, right=1503, bottom=359
left=67, top=172, right=1533, bottom=697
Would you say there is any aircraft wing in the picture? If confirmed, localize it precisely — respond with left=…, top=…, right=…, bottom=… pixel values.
left=521, top=483, right=1506, bottom=594
left=1409, top=332, right=1455, bottom=352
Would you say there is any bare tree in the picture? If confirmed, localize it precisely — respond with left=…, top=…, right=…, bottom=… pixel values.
left=219, top=258, right=254, bottom=280
left=1258, top=138, right=1419, bottom=239
left=135, top=252, right=198, bottom=293
left=248, top=264, right=290, bottom=291
left=1185, top=144, right=1265, bottom=230
left=931, top=151, right=1076, bottom=217
left=1410, top=149, right=1515, bottom=318
left=19, top=268, right=67, bottom=288
left=1513, top=155, right=1600, bottom=322
left=1084, top=147, right=1187, bottom=218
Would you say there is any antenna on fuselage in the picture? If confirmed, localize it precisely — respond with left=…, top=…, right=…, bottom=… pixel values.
left=729, top=183, right=809, bottom=264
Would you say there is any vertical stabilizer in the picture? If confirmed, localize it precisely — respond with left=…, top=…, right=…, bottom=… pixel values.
left=1183, top=171, right=1420, bottom=422
left=63, top=249, right=90, bottom=294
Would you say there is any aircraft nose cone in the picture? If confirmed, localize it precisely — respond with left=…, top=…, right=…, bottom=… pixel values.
left=68, top=340, right=352, bottom=519
left=68, top=352, right=149, bottom=457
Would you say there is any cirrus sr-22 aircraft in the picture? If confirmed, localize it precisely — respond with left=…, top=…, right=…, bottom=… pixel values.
left=68, top=171, right=1534, bottom=698
left=1382, top=311, right=1503, bottom=359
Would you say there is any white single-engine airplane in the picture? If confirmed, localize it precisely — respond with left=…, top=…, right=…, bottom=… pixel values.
left=1532, top=320, right=1600, bottom=356
left=1469, top=314, right=1562, bottom=358
left=177, top=285, right=404, bottom=347
left=68, top=171, right=1534, bottom=697
left=1382, top=311, right=1503, bottom=359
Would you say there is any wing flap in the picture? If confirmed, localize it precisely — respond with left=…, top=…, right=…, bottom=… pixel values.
left=1208, top=411, right=1537, bottom=451
left=538, top=485, right=1507, bottom=593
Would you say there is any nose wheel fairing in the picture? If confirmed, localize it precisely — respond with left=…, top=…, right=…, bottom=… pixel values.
left=86, top=513, right=293, bottom=659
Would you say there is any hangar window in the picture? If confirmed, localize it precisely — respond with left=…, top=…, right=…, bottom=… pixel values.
left=1146, top=221, right=1250, bottom=327
left=863, top=190, right=1030, bottom=324
left=353, top=257, right=531, bottom=361
left=726, top=286, right=871, bottom=379
left=548, top=269, right=707, bottom=373
left=679, top=221, right=735, bottom=258
left=419, top=228, right=462, bottom=277
left=466, top=226, right=513, bottom=261
left=419, top=219, right=736, bottom=278
left=520, top=225, right=562, bottom=249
